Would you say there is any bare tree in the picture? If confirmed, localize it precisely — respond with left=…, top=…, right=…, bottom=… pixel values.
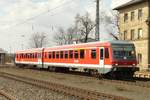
left=29, top=32, right=47, bottom=48
left=53, top=27, right=67, bottom=45
left=100, top=10, right=119, bottom=40
left=75, top=12, right=95, bottom=43
left=66, top=26, right=77, bottom=44
left=53, top=12, right=95, bottom=45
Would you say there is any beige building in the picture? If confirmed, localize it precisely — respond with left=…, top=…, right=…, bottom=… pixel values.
left=113, top=0, right=150, bottom=70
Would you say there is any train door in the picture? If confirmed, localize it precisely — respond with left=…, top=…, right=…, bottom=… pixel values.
left=100, top=47, right=104, bottom=68
left=37, top=52, right=42, bottom=68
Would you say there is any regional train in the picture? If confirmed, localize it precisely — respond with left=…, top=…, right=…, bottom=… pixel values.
left=15, top=40, right=139, bottom=78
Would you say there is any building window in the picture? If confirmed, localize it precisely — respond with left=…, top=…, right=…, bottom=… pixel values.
left=124, top=13, right=128, bottom=22
left=138, top=9, right=143, bottom=19
left=138, top=53, right=142, bottom=64
left=80, top=49, right=84, bottom=59
left=138, top=28, right=143, bottom=39
left=124, top=30, right=127, bottom=40
left=131, top=29, right=135, bottom=40
left=91, top=49, right=96, bottom=59
left=131, top=11, right=135, bottom=21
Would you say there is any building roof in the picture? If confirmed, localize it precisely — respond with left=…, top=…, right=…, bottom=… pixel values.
left=113, top=0, right=144, bottom=10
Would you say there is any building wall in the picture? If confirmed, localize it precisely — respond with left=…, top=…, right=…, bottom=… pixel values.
left=118, top=1, right=149, bottom=70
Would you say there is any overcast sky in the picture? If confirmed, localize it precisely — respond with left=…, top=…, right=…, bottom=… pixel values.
left=0, top=0, right=113, bottom=53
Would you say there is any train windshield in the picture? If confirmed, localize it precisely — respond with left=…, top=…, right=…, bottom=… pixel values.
left=112, top=44, right=136, bottom=60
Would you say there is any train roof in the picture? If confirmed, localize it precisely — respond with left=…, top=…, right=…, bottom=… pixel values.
left=16, top=48, right=43, bottom=53
left=44, top=40, right=133, bottom=51
left=16, top=40, right=133, bottom=53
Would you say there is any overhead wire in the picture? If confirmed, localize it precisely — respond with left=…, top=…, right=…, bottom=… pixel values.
left=2, top=0, right=74, bottom=30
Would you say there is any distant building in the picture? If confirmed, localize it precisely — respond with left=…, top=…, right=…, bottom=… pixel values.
left=113, top=0, right=150, bottom=70
left=0, top=48, right=6, bottom=65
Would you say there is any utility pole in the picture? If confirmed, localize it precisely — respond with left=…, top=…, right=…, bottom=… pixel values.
left=95, top=0, right=100, bottom=41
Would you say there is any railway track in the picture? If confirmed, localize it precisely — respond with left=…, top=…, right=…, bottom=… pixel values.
left=102, top=78, right=150, bottom=88
left=0, top=90, right=16, bottom=100
left=0, top=72, right=130, bottom=100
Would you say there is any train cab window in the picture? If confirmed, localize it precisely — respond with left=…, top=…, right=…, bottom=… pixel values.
left=52, top=51, right=55, bottom=59
left=49, top=52, right=51, bottom=59
left=80, top=49, right=84, bottom=59
left=60, top=51, right=64, bottom=59
left=65, top=51, right=68, bottom=59
left=105, top=48, right=109, bottom=58
left=74, top=50, right=78, bottom=59
left=91, top=49, right=96, bottom=59
left=56, top=52, right=59, bottom=59
left=69, top=50, right=73, bottom=58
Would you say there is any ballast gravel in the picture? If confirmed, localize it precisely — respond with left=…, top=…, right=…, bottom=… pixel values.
left=0, top=76, right=78, bottom=100
left=0, top=67, right=150, bottom=100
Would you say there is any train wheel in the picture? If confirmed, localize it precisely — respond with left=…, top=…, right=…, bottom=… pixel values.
left=88, top=69, right=102, bottom=79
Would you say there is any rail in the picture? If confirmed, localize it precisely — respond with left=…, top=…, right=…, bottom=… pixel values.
left=0, top=72, right=130, bottom=100
left=0, top=90, right=16, bottom=100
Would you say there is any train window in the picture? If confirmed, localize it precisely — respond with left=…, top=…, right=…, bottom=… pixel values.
left=25, top=54, right=27, bottom=58
left=74, top=50, right=78, bottom=59
left=38, top=53, right=41, bottom=58
left=22, top=54, right=23, bottom=58
left=60, top=51, right=63, bottom=59
left=80, top=49, right=84, bottom=59
left=32, top=53, right=34, bottom=59
left=16, top=54, right=17, bottom=58
left=52, top=51, right=55, bottom=58
left=44, top=52, right=47, bottom=58
left=56, top=51, right=59, bottom=59
left=29, top=54, right=31, bottom=58
left=100, top=49, right=104, bottom=60
left=105, top=48, right=109, bottom=58
left=30, top=53, right=32, bottom=58
left=35, top=53, right=37, bottom=58
left=23, top=54, right=24, bottom=58
left=69, top=50, right=73, bottom=58
left=49, top=52, right=51, bottom=59
left=65, top=51, right=68, bottom=59
left=91, top=49, right=96, bottom=59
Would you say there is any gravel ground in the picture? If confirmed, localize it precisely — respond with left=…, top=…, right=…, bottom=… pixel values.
left=0, top=76, right=78, bottom=100
left=0, top=67, right=150, bottom=100
left=0, top=95, right=8, bottom=100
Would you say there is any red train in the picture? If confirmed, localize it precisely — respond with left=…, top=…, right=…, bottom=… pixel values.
left=15, top=41, right=139, bottom=78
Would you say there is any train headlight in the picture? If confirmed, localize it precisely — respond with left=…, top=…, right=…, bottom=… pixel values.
left=133, top=63, right=135, bottom=66
left=115, top=63, right=118, bottom=66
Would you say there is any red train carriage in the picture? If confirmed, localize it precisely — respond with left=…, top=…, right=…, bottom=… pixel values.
left=15, top=48, right=43, bottom=67
left=15, top=40, right=139, bottom=78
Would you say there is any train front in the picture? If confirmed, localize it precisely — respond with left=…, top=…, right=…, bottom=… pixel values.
left=110, top=43, right=139, bottom=78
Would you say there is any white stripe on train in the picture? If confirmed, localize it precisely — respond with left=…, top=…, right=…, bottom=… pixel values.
left=15, top=61, right=112, bottom=69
